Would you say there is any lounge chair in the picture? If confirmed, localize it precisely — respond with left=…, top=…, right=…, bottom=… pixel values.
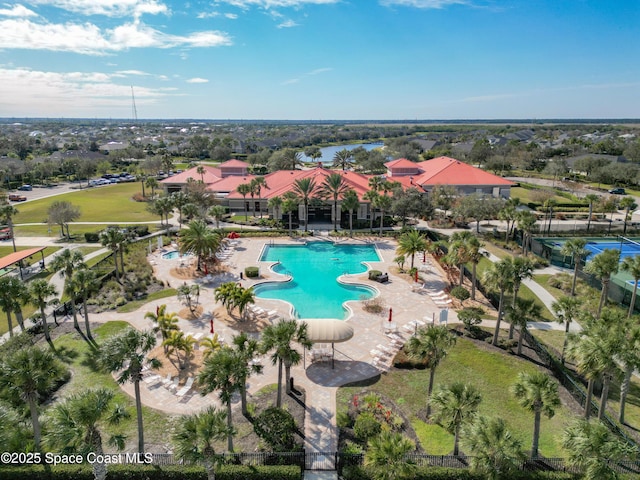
left=176, top=377, right=195, bottom=397
left=434, top=299, right=453, bottom=306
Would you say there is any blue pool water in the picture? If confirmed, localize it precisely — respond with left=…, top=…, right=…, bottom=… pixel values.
left=162, top=250, right=192, bottom=260
left=255, top=242, right=380, bottom=319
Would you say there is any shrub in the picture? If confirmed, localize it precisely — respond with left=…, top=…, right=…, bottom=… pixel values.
left=337, top=411, right=354, bottom=429
left=245, top=266, right=259, bottom=278
left=362, top=296, right=385, bottom=314
left=353, top=411, right=381, bottom=442
left=84, top=232, right=100, bottom=242
left=450, top=286, right=470, bottom=303
left=368, top=270, right=382, bottom=280
left=253, top=407, right=298, bottom=451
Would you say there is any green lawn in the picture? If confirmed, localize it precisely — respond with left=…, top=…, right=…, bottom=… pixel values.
left=13, top=183, right=158, bottom=224
left=337, top=337, right=576, bottom=457
left=511, top=187, right=567, bottom=205
left=53, top=322, right=179, bottom=449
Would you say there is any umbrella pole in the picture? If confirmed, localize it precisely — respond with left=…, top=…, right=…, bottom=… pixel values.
left=332, top=343, right=335, bottom=370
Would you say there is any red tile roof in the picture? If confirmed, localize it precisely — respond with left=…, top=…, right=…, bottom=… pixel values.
left=220, top=159, right=249, bottom=168
left=385, top=158, right=419, bottom=170
left=411, top=156, right=515, bottom=187
left=160, top=165, right=221, bottom=184
left=206, top=175, right=256, bottom=193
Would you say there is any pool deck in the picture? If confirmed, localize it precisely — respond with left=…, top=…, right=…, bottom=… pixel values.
left=68, top=236, right=464, bottom=456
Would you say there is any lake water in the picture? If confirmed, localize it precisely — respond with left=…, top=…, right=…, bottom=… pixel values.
left=300, top=143, right=383, bottom=164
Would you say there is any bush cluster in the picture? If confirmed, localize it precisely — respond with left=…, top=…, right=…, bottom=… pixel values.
left=245, top=266, right=259, bottom=278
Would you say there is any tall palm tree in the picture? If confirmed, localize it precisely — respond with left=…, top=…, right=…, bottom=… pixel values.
left=364, top=431, right=416, bottom=480
left=466, top=236, right=483, bottom=300
left=363, top=190, right=379, bottom=233
left=551, top=295, right=581, bottom=364
left=506, top=297, right=542, bottom=355
left=461, top=415, right=525, bottom=480
left=584, top=249, right=620, bottom=318
left=250, top=177, right=268, bottom=218
left=621, top=254, right=640, bottom=317
left=260, top=319, right=312, bottom=407
left=511, top=371, right=561, bottom=458
left=45, top=388, right=129, bottom=480
left=447, top=231, right=474, bottom=285
left=507, top=256, right=535, bottom=339
left=561, top=238, right=590, bottom=296
left=179, top=219, right=221, bottom=271
left=516, top=210, right=537, bottom=255
left=405, top=325, right=457, bottom=418
left=293, top=177, right=317, bottom=232
left=282, top=192, right=298, bottom=234
left=145, top=305, right=179, bottom=353
left=100, top=227, right=126, bottom=282
left=332, top=149, right=353, bottom=171
left=234, top=286, right=255, bottom=321
left=230, top=332, right=263, bottom=417
left=196, top=164, right=206, bottom=182
left=50, top=248, right=85, bottom=292
left=482, top=258, right=514, bottom=346
left=341, top=189, right=360, bottom=237
left=163, top=330, right=196, bottom=370
left=173, top=406, right=231, bottom=480
left=0, top=277, right=19, bottom=337
left=71, top=267, right=97, bottom=340
left=0, top=203, right=19, bottom=252
left=543, top=198, right=556, bottom=235
left=198, top=346, right=242, bottom=451
left=620, top=196, right=637, bottom=235
left=561, top=419, right=636, bottom=480
left=98, top=328, right=159, bottom=453
left=320, top=173, right=349, bottom=231
left=267, top=195, right=282, bottom=223
left=584, top=193, right=600, bottom=233
left=396, top=230, right=428, bottom=270
left=171, top=191, right=190, bottom=228
left=0, top=346, right=69, bottom=450
left=430, top=382, right=482, bottom=456
left=27, top=279, right=58, bottom=348
left=145, top=176, right=159, bottom=198
left=374, top=194, right=393, bottom=237
left=237, top=183, right=252, bottom=221
left=617, top=319, right=640, bottom=424
left=208, top=205, right=226, bottom=229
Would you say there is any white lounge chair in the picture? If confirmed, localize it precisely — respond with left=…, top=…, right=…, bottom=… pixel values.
left=176, top=377, right=195, bottom=397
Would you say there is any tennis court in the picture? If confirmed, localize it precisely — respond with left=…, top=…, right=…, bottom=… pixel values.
left=584, top=239, right=640, bottom=261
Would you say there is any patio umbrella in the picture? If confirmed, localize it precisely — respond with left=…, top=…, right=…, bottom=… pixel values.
left=388, top=308, right=393, bottom=323
left=414, top=270, right=418, bottom=282
left=304, top=319, right=354, bottom=369
left=210, top=318, right=214, bottom=334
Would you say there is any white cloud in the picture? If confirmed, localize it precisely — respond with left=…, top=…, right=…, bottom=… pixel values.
left=282, top=66, right=331, bottom=85
left=218, top=0, right=339, bottom=8
left=114, top=69, right=150, bottom=76
left=225, top=13, right=238, bottom=19
left=0, top=18, right=232, bottom=54
left=379, top=0, right=469, bottom=8
left=197, top=11, right=220, bottom=18
left=186, top=77, right=208, bottom=83
left=26, top=0, right=169, bottom=17
left=277, top=19, right=297, bottom=28
left=308, top=67, right=331, bottom=75
left=0, top=66, right=178, bottom=116
left=0, top=4, right=38, bottom=17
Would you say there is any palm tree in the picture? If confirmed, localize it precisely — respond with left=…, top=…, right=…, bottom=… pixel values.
left=482, top=258, right=514, bottom=346
left=466, top=236, right=483, bottom=300
left=561, top=238, right=590, bottom=296
left=268, top=195, right=282, bottom=223
left=620, top=196, right=637, bottom=235
left=507, top=256, right=535, bottom=339
left=584, top=249, right=620, bottom=318
left=0, top=203, right=19, bottom=252
left=0, top=346, right=69, bottom=450
left=293, top=177, right=317, bottom=232
left=45, top=388, right=129, bottom=480
left=171, top=191, right=190, bottom=228
left=71, top=267, right=97, bottom=340
left=341, top=189, right=360, bottom=237
left=173, top=406, right=231, bottom=480
left=584, top=193, right=600, bottom=233
left=621, top=254, right=640, bottom=317
left=198, top=346, right=242, bottom=451
left=617, top=319, right=640, bottom=424
left=461, top=415, right=525, bottom=480
left=260, top=319, right=312, bottom=407
left=320, top=173, right=349, bottom=231
left=396, top=230, right=428, bottom=270
left=163, top=330, right=196, bottom=370
left=332, top=149, right=353, bottom=171
left=250, top=177, right=268, bottom=218
left=208, top=205, right=226, bottom=229
left=179, top=219, right=221, bottom=271
left=145, top=176, right=159, bottom=198
left=50, top=248, right=86, bottom=301
left=363, top=190, right=379, bottom=233
left=197, top=164, right=206, bottom=182
left=100, top=227, right=126, bottom=281
left=446, top=231, right=474, bottom=286
left=511, top=371, right=560, bottom=458
left=506, top=297, right=542, bottom=355
left=282, top=192, right=298, bottom=234
left=543, top=198, right=556, bottom=235
left=0, top=277, right=18, bottom=337
left=149, top=196, right=174, bottom=226
left=234, top=286, right=255, bottom=321
left=516, top=210, right=537, bottom=255
left=405, top=325, right=457, bottom=418
left=98, top=328, right=159, bottom=453
left=27, top=279, right=58, bottom=348
left=561, top=419, right=636, bottom=480
left=230, top=332, right=263, bottom=417
left=551, top=295, right=581, bottom=364
left=374, top=194, right=393, bottom=237
left=363, top=431, right=416, bottom=480
left=236, top=183, right=251, bottom=221
left=430, top=382, right=482, bottom=456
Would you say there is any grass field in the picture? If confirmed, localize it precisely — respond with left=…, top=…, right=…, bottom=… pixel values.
left=14, top=223, right=165, bottom=239
left=337, top=336, right=577, bottom=457
left=13, top=183, right=158, bottom=224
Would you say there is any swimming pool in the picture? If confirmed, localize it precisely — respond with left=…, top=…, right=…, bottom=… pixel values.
left=162, top=250, right=193, bottom=260
left=254, top=242, right=380, bottom=319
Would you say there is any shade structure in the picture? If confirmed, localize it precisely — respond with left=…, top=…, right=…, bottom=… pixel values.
left=304, top=319, right=354, bottom=344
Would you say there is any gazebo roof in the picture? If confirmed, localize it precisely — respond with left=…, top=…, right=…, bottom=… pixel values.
left=0, top=247, right=46, bottom=270
left=304, top=319, right=354, bottom=344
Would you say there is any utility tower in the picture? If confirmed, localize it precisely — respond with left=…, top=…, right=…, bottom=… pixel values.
left=131, top=86, right=138, bottom=122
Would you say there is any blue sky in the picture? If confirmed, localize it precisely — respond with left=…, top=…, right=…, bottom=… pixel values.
left=0, top=0, right=638, bottom=119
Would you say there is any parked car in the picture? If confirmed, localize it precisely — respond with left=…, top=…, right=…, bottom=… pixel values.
left=8, top=193, right=27, bottom=202
left=0, top=227, right=12, bottom=240
left=17, top=184, right=32, bottom=191
left=609, top=187, right=626, bottom=194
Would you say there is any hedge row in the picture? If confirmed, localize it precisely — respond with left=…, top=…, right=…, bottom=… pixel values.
left=342, top=466, right=582, bottom=480
left=0, top=464, right=301, bottom=480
